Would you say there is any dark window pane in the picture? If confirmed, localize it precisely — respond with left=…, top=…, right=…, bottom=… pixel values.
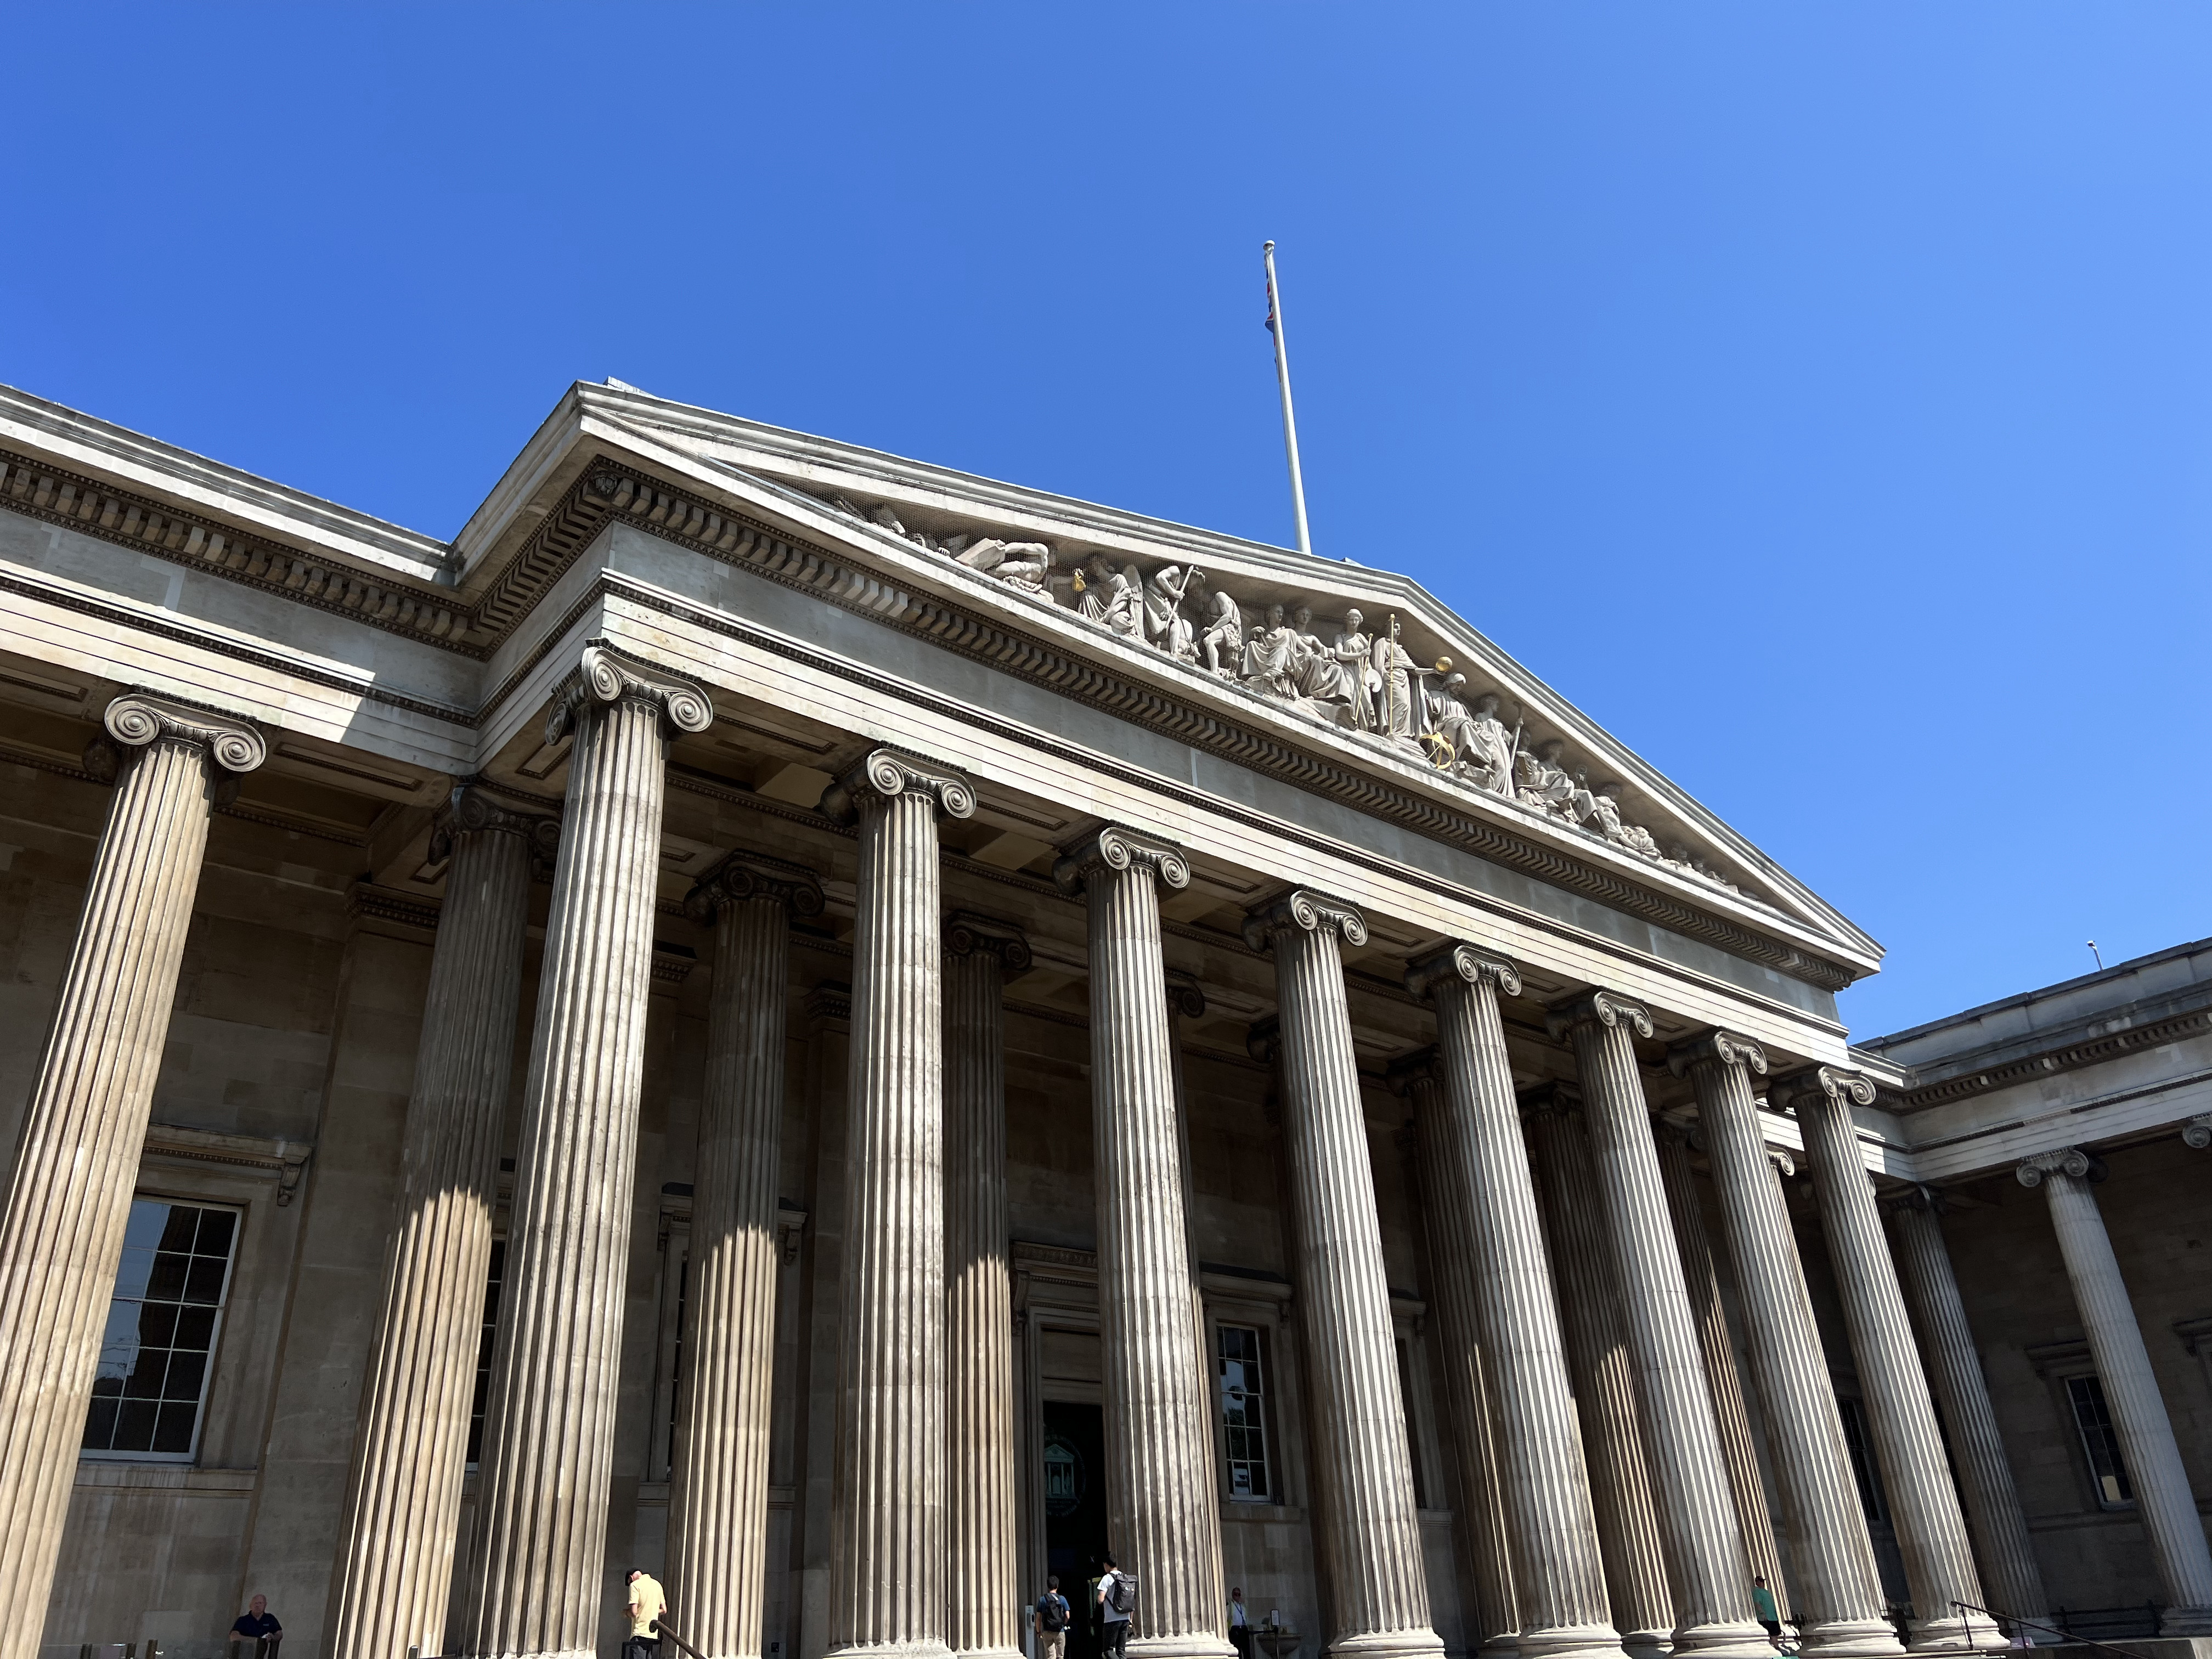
left=174, top=1306, right=217, bottom=1350
left=164, top=1351, right=207, bottom=1402
left=194, top=1210, right=236, bottom=1256
left=152, top=1402, right=198, bottom=1454
left=114, top=1400, right=159, bottom=1451
left=184, top=1257, right=227, bottom=1305
left=146, top=1254, right=189, bottom=1301
left=122, top=1353, right=168, bottom=1399
left=89, top=1375, right=125, bottom=1399
left=137, top=1302, right=179, bottom=1348
left=158, top=1207, right=199, bottom=1252
left=83, top=1398, right=119, bottom=1451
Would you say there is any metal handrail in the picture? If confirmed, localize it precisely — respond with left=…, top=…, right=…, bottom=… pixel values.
left=653, top=1618, right=708, bottom=1659
left=1952, top=1600, right=2151, bottom=1659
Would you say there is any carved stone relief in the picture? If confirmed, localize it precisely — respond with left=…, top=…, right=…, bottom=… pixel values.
left=810, top=490, right=1748, bottom=899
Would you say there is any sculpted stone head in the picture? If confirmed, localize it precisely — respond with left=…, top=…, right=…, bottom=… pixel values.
left=1265, top=602, right=1285, bottom=628
left=1344, top=607, right=1363, bottom=631
left=1474, top=692, right=1501, bottom=718
left=1293, top=605, right=1314, bottom=630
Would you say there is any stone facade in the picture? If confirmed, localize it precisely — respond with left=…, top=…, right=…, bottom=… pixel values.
left=0, top=381, right=2204, bottom=1659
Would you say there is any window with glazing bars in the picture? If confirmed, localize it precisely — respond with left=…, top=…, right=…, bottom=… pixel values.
left=84, top=1199, right=240, bottom=1460
left=2066, top=1374, right=2134, bottom=1507
left=1218, top=1324, right=1272, bottom=1502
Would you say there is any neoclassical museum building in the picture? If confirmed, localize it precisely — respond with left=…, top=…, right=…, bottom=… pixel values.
left=0, top=381, right=2206, bottom=1659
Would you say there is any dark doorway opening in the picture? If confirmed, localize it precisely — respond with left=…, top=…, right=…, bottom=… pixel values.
left=1042, top=1400, right=1108, bottom=1659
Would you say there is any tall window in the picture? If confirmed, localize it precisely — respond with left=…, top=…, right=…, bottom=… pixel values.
left=84, top=1199, right=240, bottom=1460
left=1836, top=1396, right=1888, bottom=1523
left=467, top=1239, right=507, bottom=1466
left=2066, top=1374, right=2134, bottom=1508
left=1218, top=1324, right=1273, bottom=1502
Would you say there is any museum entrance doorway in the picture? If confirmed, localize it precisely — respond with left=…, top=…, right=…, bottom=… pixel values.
left=1042, top=1400, right=1108, bottom=1659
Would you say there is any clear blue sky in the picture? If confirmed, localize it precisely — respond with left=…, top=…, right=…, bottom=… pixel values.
left=7, top=5, right=2207, bottom=1038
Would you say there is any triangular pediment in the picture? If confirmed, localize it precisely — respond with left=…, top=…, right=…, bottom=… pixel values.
left=461, top=381, right=1880, bottom=985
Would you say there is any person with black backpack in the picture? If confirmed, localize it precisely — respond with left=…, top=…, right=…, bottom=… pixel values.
left=1034, top=1574, right=1071, bottom=1659
left=1096, top=1554, right=1137, bottom=1659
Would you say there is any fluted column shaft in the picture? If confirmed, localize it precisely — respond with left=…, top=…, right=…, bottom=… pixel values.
left=1063, top=832, right=1231, bottom=1659
left=1652, top=1130, right=1788, bottom=1614
left=1783, top=1071, right=1996, bottom=1654
left=827, top=751, right=975, bottom=1659
left=330, top=794, right=544, bottom=1659
left=1882, top=1198, right=2048, bottom=1629
left=945, top=915, right=1028, bottom=1659
left=1521, top=1089, right=1677, bottom=1657
left=1246, top=891, right=1442, bottom=1659
left=0, top=693, right=263, bottom=1659
left=668, top=855, right=822, bottom=1659
left=1550, top=996, right=1768, bottom=1659
left=2016, top=1153, right=2212, bottom=1637
left=1674, top=1039, right=1897, bottom=1658
left=467, top=642, right=712, bottom=1659
left=1409, top=947, right=1625, bottom=1659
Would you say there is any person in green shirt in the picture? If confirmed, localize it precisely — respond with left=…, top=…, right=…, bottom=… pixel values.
left=1751, top=1577, right=1783, bottom=1650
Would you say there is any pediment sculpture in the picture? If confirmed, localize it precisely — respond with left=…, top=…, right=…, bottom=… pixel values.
left=810, top=490, right=1744, bottom=898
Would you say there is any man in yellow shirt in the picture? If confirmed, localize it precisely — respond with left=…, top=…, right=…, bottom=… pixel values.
left=626, top=1567, right=667, bottom=1659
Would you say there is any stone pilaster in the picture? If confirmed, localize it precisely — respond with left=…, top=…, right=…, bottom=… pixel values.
left=1519, top=1083, right=1678, bottom=1659
left=1406, top=944, right=1626, bottom=1659
left=1389, top=1059, right=1520, bottom=1656
left=943, top=912, right=1030, bottom=1659
left=1669, top=1037, right=1898, bottom=1659
left=667, top=853, right=825, bottom=1659
left=1880, top=1190, right=2049, bottom=1632
left=329, top=787, right=554, bottom=1659
left=2017, top=1151, right=2212, bottom=1635
left=1547, top=995, right=1769, bottom=1659
left=1774, top=1069, right=1999, bottom=1655
left=1064, top=828, right=1233, bottom=1659
left=1651, top=1127, right=1789, bottom=1617
left=466, top=642, right=713, bottom=1659
left=1244, top=890, right=1443, bottom=1659
left=0, top=692, right=264, bottom=1659
left=823, top=748, right=975, bottom=1659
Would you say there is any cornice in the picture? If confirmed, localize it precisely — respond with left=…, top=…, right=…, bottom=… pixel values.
left=1875, top=1004, right=2212, bottom=1114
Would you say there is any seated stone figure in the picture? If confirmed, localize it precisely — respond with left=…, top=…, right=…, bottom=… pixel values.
left=955, top=538, right=1054, bottom=598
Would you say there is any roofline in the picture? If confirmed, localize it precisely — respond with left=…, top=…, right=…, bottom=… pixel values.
left=1857, top=934, right=2212, bottom=1051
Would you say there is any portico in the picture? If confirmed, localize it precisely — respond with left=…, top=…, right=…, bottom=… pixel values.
left=0, top=380, right=2202, bottom=1659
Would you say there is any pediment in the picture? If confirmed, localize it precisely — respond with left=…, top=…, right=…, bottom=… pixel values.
left=466, top=382, right=1881, bottom=985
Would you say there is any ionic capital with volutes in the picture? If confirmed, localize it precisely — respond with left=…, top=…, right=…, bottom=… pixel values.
left=2185, top=1114, right=2211, bottom=1150
left=1246, top=1014, right=1280, bottom=1065
left=685, top=849, right=826, bottom=922
left=1544, top=989, right=1652, bottom=1043
left=1667, top=1030, right=1768, bottom=1081
left=1766, top=1065, right=1875, bottom=1119
left=2016, top=1147, right=2105, bottom=1188
left=84, top=690, right=267, bottom=794
left=821, top=745, right=977, bottom=823
left=1384, top=1045, right=1441, bottom=1098
left=1165, top=971, right=1206, bottom=1020
left=1403, top=941, right=1521, bottom=1003
left=943, top=911, right=1031, bottom=974
left=1052, top=823, right=1189, bottom=895
left=430, top=783, right=561, bottom=868
left=544, top=639, right=714, bottom=744
left=1242, top=888, right=1369, bottom=951
left=1515, top=1077, right=1584, bottom=1124
left=1875, top=1182, right=1944, bottom=1220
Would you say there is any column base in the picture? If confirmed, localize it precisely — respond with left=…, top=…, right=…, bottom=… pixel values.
left=1904, top=1609, right=2007, bottom=1654
left=953, top=1647, right=1029, bottom=1659
left=1478, top=1636, right=1520, bottom=1659
left=1666, top=1618, right=1777, bottom=1659
left=1796, top=1617, right=1906, bottom=1659
left=2157, top=1607, right=2212, bottom=1639
left=1619, top=1629, right=1672, bottom=1659
left=1326, top=1629, right=1447, bottom=1659
left=828, top=1644, right=956, bottom=1659
left=1131, top=1638, right=1239, bottom=1659
left=1514, top=1622, right=1634, bottom=1659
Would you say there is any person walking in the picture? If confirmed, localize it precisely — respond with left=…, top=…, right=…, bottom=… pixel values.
left=228, top=1595, right=281, bottom=1658
left=1035, top=1574, right=1073, bottom=1659
left=625, top=1567, right=668, bottom=1659
left=1096, top=1554, right=1135, bottom=1659
left=1751, top=1577, right=1785, bottom=1652
left=1227, top=1588, right=1251, bottom=1659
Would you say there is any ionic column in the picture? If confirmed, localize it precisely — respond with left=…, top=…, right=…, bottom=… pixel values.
left=1651, top=1126, right=1789, bottom=1615
left=1063, top=829, right=1232, bottom=1659
left=1775, top=1069, right=1998, bottom=1655
left=329, top=787, right=554, bottom=1659
left=0, top=693, right=264, bottom=1659
left=1547, top=995, right=1769, bottom=1659
left=1244, top=890, right=1443, bottom=1659
left=944, top=912, right=1031, bottom=1659
left=1406, top=946, right=1626, bottom=1659
left=1388, top=1061, right=1520, bottom=1656
left=667, top=853, right=825, bottom=1659
left=466, top=642, right=713, bottom=1659
left=1880, top=1191, right=2048, bottom=1631
left=1669, top=1036, right=1898, bottom=1658
left=2017, top=1151, right=2212, bottom=1636
left=1520, top=1084, right=1678, bottom=1659
left=823, top=749, right=977, bottom=1659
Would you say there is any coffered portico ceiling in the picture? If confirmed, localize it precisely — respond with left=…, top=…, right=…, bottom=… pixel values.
left=0, top=377, right=1879, bottom=1027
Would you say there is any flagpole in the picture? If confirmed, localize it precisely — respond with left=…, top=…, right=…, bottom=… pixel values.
left=1263, top=240, right=1314, bottom=557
